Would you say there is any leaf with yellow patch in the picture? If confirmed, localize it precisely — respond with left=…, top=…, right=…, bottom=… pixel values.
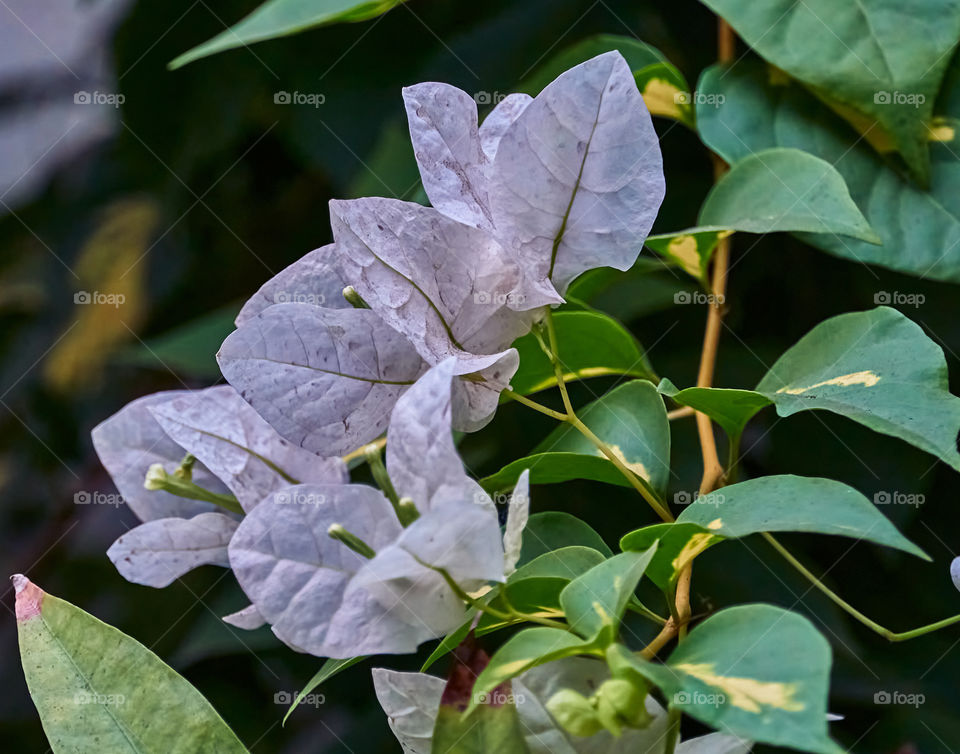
left=645, top=228, right=733, bottom=284
left=673, top=663, right=803, bottom=713
left=483, top=381, right=670, bottom=499
left=676, top=475, right=928, bottom=560
left=559, top=547, right=658, bottom=643
left=620, top=523, right=721, bottom=590
left=635, top=64, right=695, bottom=127
left=611, top=604, right=844, bottom=754
left=662, top=308, right=960, bottom=473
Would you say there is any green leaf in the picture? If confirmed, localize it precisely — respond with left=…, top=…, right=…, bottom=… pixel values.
left=619, top=522, right=721, bottom=590
left=479, top=548, right=613, bottom=635
left=614, top=604, right=842, bottom=753
left=516, top=513, right=613, bottom=566
left=701, top=0, right=960, bottom=182
left=676, top=475, right=928, bottom=559
left=478, top=578, right=569, bottom=634
left=485, top=381, right=671, bottom=499
left=432, top=643, right=530, bottom=754
left=645, top=229, right=733, bottom=284
left=283, top=656, right=366, bottom=724
left=662, top=307, right=960, bottom=473
left=516, top=34, right=692, bottom=125
left=169, top=0, right=407, bottom=69
left=757, top=307, right=960, bottom=472
left=469, top=628, right=594, bottom=711
left=509, top=311, right=656, bottom=396
left=698, top=147, right=880, bottom=243
left=696, top=60, right=960, bottom=282
left=511, top=546, right=607, bottom=581
left=658, top=378, right=770, bottom=442
left=559, top=547, right=658, bottom=643
left=14, top=575, right=248, bottom=753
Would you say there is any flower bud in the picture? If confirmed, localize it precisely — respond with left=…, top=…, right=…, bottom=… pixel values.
left=595, top=678, right=651, bottom=730
left=545, top=689, right=603, bottom=738
left=951, top=556, right=960, bottom=592
left=327, top=524, right=376, bottom=559
left=342, top=286, right=369, bottom=309
left=143, top=463, right=168, bottom=490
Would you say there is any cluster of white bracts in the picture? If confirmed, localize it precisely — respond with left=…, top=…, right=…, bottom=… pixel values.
left=91, top=51, right=665, bottom=659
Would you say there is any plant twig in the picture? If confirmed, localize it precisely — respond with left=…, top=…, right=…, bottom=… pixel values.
left=764, top=533, right=960, bottom=642
left=669, top=16, right=739, bottom=660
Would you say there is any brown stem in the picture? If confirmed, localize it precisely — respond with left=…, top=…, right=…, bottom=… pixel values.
left=664, top=17, right=737, bottom=658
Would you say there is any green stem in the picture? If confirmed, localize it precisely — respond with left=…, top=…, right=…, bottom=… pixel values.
left=328, top=524, right=376, bottom=559
left=664, top=706, right=682, bottom=754
left=364, top=443, right=400, bottom=507
left=764, top=533, right=960, bottom=641
left=144, top=464, right=243, bottom=515
left=434, top=567, right=572, bottom=631
left=541, top=307, right=674, bottom=524
left=544, top=308, right=575, bottom=417
left=725, top=432, right=742, bottom=485
left=569, top=416, right=673, bottom=523
left=502, top=389, right=569, bottom=421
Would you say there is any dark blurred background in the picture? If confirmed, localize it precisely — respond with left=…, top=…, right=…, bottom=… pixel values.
left=2, top=1, right=958, bottom=751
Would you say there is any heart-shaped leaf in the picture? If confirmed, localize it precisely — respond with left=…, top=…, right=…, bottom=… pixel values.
left=699, top=148, right=880, bottom=243
left=661, top=307, right=960, bottom=473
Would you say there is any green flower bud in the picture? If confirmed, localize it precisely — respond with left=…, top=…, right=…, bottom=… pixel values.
left=595, top=678, right=652, bottom=731
left=545, top=689, right=603, bottom=738
left=593, top=689, right=624, bottom=738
